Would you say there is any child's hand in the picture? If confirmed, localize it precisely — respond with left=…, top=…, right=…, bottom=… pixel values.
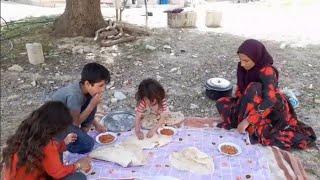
left=146, top=129, right=156, bottom=138
left=75, top=157, right=91, bottom=172
left=95, top=123, right=106, bottom=133
left=135, top=130, right=144, bottom=140
left=64, top=133, right=77, bottom=145
left=90, top=93, right=103, bottom=108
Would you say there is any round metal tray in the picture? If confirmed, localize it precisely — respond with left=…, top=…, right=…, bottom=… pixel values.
left=102, top=111, right=135, bottom=132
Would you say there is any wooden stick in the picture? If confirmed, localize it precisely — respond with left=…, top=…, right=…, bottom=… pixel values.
left=144, top=0, right=148, bottom=27
left=100, top=36, right=136, bottom=47
left=101, top=30, right=119, bottom=39
left=118, top=22, right=151, bottom=36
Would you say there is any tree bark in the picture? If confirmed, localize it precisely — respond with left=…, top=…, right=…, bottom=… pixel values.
left=53, top=0, right=106, bottom=37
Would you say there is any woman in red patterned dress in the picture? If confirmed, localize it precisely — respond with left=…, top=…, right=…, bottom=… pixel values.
left=216, top=39, right=316, bottom=150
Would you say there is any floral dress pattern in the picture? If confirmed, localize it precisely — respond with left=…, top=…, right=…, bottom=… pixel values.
left=216, top=66, right=316, bottom=150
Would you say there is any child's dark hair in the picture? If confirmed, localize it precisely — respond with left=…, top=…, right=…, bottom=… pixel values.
left=1, top=101, right=73, bottom=173
left=135, top=78, right=166, bottom=107
left=80, top=62, right=110, bottom=85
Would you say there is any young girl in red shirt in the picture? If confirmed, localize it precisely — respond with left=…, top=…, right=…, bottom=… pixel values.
left=1, top=101, right=91, bottom=180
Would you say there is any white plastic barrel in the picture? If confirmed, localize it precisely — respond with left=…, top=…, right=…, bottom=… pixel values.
left=25, top=43, right=45, bottom=65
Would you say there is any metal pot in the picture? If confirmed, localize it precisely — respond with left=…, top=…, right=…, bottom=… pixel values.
left=205, top=78, right=233, bottom=101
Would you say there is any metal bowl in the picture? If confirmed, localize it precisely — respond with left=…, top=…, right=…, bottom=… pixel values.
left=102, top=111, right=135, bottom=132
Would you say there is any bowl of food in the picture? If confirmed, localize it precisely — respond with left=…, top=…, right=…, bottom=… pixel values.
left=218, top=142, right=241, bottom=156
left=96, top=132, right=117, bottom=145
left=157, top=126, right=176, bottom=136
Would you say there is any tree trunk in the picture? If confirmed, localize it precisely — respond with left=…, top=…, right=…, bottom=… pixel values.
left=53, top=0, right=106, bottom=37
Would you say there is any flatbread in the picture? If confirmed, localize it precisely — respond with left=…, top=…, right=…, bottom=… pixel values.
left=121, top=133, right=172, bottom=149
left=142, top=111, right=185, bottom=129
left=89, top=144, right=147, bottom=167
left=141, top=113, right=159, bottom=130
left=161, top=111, right=184, bottom=126
left=169, top=147, right=214, bottom=174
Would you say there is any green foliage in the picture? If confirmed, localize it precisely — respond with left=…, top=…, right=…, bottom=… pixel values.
left=1, top=16, right=57, bottom=59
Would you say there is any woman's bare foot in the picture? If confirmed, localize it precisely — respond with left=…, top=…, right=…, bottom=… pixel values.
left=183, top=117, right=221, bottom=128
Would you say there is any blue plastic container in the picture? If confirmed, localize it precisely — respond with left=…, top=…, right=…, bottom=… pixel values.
left=160, top=0, right=169, bottom=4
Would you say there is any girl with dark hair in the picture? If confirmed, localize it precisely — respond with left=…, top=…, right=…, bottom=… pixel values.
left=216, top=39, right=316, bottom=150
left=1, top=101, right=91, bottom=180
left=134, top=78, right=169, bottom=139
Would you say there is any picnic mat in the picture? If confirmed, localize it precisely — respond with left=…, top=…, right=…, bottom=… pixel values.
left=63, top=127, right=280, bottom=179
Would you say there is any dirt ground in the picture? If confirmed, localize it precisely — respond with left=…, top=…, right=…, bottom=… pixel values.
left=1, top=18, right=320, bottom=178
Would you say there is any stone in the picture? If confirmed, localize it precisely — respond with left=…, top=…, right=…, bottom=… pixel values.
left=190, top=103, right=199, bottom=109
left=105, top=58, right=114, bottom=64
left=106, top=81, right=115, bottom=89
left=85, top=53, right=95, bottom=60
left=72, top=46, right=84, bottom=54
left=26, top=43, right=45, bottom=65
left=163, top=45, right=172, bottom=49
left=114, top=91, right=126, bottom=101
left=280, top=43, right=287, bottom=49
left=31, top=80, right=37, bottom=87
left=7, top=95, right=20, bottom=100
left=134, top=61, right=142, bottom=66
left=83, top=46, right=92, bottom=53
left=111, top=98, right=118, bottom=103
left=290, top=43, right=307, bottom=48
left=170, top=67, right=178, bottom=72
left=57, top=44, right=73, bottom=49
left=8, top=65, right=24, bottom=72
left=146, top=45, right=156, bottom=51
left=156, top=75, right=163, bottom=80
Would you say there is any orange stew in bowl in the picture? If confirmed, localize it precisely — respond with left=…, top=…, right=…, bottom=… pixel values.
left=160, top=129, right=174, bottom=136
left=221, top=145, right=238, bottom=155
left=99, top=134, right=115, bottom=143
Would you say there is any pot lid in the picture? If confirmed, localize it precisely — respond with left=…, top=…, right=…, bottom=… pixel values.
left=206, top=78, right=231, bottom=89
